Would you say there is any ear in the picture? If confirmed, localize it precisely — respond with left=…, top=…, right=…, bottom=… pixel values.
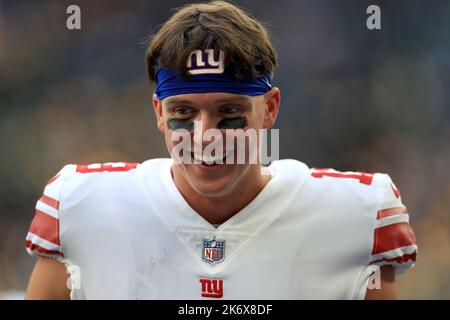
left=263, top=87, right=281, bottom=129
left=152, top=93, right=165, bottom=132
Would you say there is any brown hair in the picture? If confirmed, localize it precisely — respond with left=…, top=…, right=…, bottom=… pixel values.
left=145, top=1, right=277, bottom=83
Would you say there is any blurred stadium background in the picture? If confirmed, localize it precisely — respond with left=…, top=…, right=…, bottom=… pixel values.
left=0, top=0, right=449, bottom=299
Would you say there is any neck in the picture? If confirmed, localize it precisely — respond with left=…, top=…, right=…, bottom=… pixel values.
left=172, top=165, right=271, bottom=225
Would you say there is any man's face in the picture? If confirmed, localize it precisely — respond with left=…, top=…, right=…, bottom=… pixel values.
left=152, top=90, right=279, bottom=198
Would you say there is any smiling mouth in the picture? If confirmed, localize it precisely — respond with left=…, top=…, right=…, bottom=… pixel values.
left=190, top=150, right=233, bottom=166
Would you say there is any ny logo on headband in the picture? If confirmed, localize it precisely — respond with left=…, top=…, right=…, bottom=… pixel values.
left=187, top=49, right=225, bottom=75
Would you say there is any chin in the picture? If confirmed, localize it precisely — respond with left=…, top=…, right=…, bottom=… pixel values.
left=193, top=186, right=232, bottom=198
left=182, top=166, right=242, bottom=198
left=174, top=161, right=248, bottom=198
left=188, top=176, right=237, bottom=198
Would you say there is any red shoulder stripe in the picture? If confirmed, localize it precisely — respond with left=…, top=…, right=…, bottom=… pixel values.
left=46, top=173, right=60, bottom=185
left=372, top=222, right=416, bottom=255
left=28, top=210, right=60, bottom=245
left=76, top=162, right=138, bottom=173
left=39, top=195, right=60, bottom=210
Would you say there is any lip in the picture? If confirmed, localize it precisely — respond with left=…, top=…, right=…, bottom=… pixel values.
left=191, top=150, right=233, bottom=170
left=189, top=149, right=234, bottom=167
left=198, top=162, right=222, bottom=170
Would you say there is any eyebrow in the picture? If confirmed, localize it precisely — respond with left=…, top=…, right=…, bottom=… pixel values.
left=164, top=98, right=195, bottom=107
left=164, top=95, right=251, bottom=107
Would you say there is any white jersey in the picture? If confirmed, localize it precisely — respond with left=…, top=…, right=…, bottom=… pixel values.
left=25, top=159, right=417, bottom=299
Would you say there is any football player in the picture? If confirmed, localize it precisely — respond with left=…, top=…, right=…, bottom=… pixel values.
left=25, top=1, right=417, bottom=299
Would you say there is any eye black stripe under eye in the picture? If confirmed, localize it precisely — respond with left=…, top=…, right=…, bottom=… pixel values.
left=167, top=118, right=194, bottom=131
left=217, top=117, right=248, bottom=129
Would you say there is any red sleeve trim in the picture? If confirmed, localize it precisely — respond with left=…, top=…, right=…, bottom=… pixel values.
left=369, top=252, right=417, bottom=265
left=25, top=240, right=63, bottom=257
left=28, top=210, right=60, bottom=245
left=372, top=222, right=416, bottom=254
left=377, top=206, right=408, bottom=219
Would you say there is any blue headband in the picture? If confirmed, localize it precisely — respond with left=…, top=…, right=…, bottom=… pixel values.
left=154, top=50, right=273, bottom=100
left=155, top=68, right=273, bottom=100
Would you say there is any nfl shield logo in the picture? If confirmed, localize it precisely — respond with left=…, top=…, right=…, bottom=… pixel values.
left=202, top=238, right=225, bottom=265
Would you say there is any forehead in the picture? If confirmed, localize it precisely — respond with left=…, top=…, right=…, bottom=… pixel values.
left=162, top=92, right=254, bottom=107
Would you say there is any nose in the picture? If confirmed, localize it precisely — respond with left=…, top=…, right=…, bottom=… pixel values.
left=193, top=112, right=222, bottom=149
